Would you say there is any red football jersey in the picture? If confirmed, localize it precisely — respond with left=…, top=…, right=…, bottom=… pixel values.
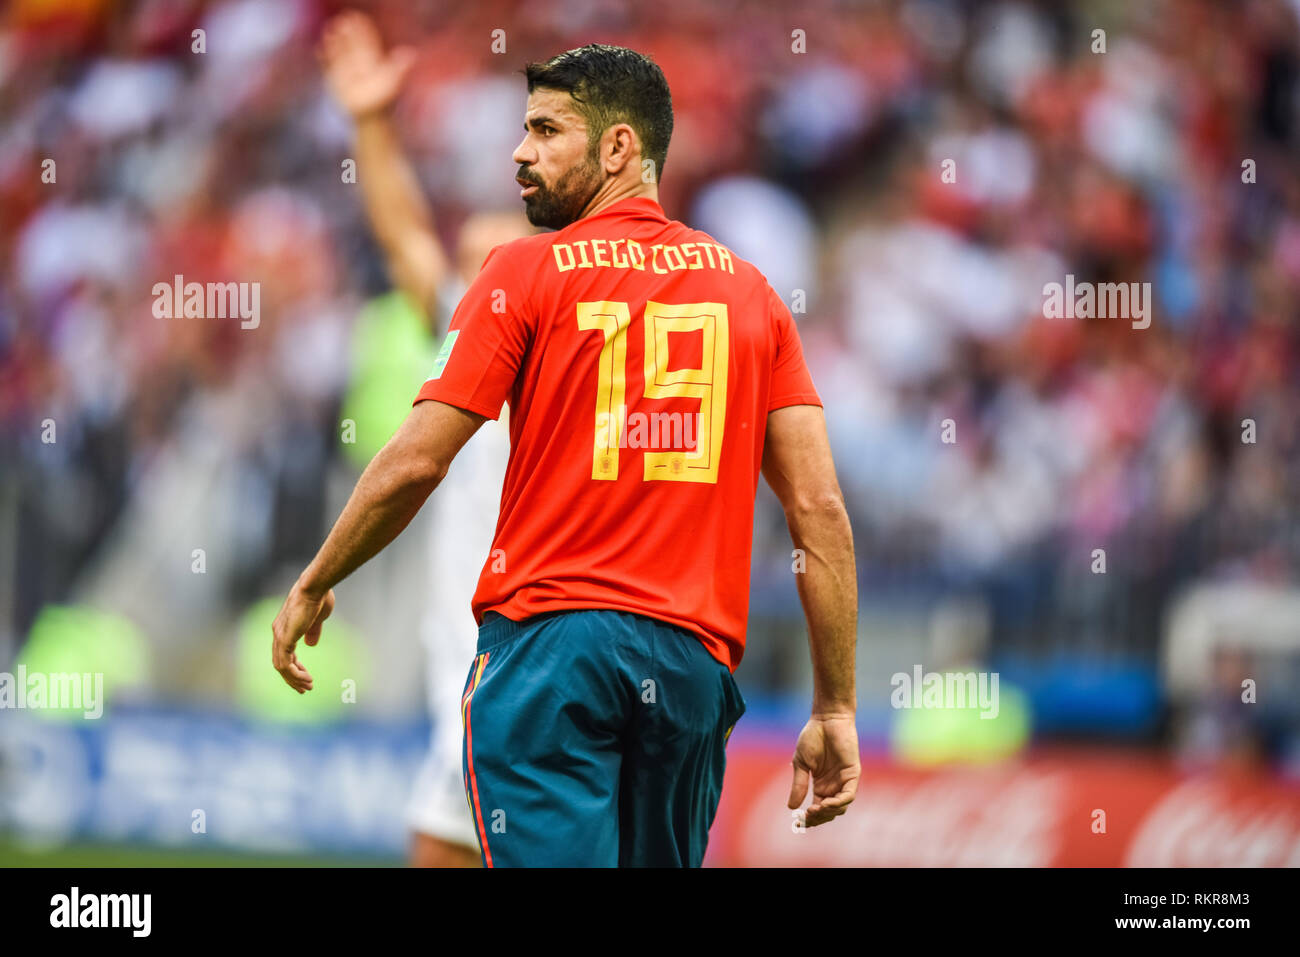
left=413, top=196, right=821, bottom=670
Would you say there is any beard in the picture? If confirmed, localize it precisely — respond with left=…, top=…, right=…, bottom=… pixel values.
left=519, top=149, right=603, bottom=230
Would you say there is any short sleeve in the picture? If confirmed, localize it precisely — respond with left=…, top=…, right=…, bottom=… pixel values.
left=413, top=243, right=533, bottom=419
left=766, top=285, right=822, bottom=412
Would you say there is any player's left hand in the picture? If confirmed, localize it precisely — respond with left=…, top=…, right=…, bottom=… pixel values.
left=788, top=714, right=861, bottom=827
left=271, top=584, right=335, bottom=693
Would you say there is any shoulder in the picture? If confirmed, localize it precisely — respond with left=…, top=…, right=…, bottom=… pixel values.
left=679, top=220, right=772, bottom=289
left=479, top=232, right=554, bottom=274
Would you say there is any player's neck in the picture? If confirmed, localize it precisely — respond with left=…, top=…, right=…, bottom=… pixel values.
left=578, top=181, right=660, bottom=220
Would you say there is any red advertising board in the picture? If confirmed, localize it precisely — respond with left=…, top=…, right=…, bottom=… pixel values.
left=705, top=739, right=1300, bottom=866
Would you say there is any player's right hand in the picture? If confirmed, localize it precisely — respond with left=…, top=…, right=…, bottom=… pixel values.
left=271, top=584, right=335, bottom=694
left=319, top=10, right=416, bottom=120
left=788, top=714, right=861, bottom=827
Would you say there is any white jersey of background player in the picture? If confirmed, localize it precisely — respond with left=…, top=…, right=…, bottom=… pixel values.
left=406, top=273, right=510, bottom=856
left=320, top=11, right=530, bottom=867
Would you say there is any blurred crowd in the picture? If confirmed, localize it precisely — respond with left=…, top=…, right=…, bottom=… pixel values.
left=2, top=0, right=1299, bottom=761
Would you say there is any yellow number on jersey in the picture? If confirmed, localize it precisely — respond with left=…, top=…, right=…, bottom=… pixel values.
left=576, top=301, right=631, bottom=480
left=577, top=299, right=729, bottom=484
left=642, top=301, right=728, bottom=483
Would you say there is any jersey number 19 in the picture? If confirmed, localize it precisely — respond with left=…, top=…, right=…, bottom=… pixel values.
left=577, top=300, right=729, bottom=484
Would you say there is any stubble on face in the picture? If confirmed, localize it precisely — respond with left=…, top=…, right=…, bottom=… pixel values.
left=520, top=143, right=604, bottom=230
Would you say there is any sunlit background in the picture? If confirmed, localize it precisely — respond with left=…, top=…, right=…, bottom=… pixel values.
left=3, top=0, right=1300, bottom=866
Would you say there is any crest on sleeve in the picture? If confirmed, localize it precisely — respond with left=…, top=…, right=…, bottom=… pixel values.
left=426, top=330, right=460, bottom=381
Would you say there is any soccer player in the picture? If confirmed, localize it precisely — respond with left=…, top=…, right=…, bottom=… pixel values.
left=273, top=42, right=860, bottom=867
left=319, top=10, right=531, bottom=868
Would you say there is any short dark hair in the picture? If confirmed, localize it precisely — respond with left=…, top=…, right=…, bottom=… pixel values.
left=523, top=43, right=673, bottom=179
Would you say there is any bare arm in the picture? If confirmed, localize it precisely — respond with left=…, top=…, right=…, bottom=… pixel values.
left=271, top=400, right=485, bottom=692
left=761, top=403, right=859, bottom=825
left=352, top=114, right=449, bottom=319
left=763, top=404, right=857, bottom=713
left=320, top=11, right=450, bottom=320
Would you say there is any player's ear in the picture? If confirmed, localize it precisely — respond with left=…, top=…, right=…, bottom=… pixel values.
left=603, top=123, right=638, bottom=174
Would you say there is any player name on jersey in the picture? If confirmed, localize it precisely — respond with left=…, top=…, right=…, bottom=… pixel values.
left=551, top=238, right=735, bottom=275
